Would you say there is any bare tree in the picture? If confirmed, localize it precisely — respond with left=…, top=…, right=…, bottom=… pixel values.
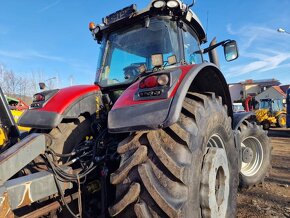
left=0, top=66, right=34, bottom=98
left=0, top=65, right=59, bottom=100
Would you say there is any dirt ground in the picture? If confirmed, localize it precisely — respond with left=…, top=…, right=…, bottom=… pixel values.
left=237, top=128, right=290, bottom=218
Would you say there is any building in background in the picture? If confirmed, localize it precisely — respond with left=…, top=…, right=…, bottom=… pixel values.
left=255, top=86, right=286, bottom=102
left=229, top=79, right=281, bottom=102
left=280, top=85, right=290, bottom=94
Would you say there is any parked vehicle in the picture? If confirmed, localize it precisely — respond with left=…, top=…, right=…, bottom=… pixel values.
left=4, top=96, right=30, bottom=132
left=255, top=98, right=286, bottom=129
left=5, top=96, right=29, bottom=111
left=0, top=1, right=271, bottom=217
left=233, top=102, right=245, bottom=112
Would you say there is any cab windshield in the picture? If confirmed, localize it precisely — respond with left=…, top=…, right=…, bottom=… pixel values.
left=96, top=17, right=181, bottom=87
left=260, top=99, right=283, bottom=112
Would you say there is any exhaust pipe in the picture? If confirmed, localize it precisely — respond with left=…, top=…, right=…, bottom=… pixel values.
left=208, top=37, right=220, bottom=68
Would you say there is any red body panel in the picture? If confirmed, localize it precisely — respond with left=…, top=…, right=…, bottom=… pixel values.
left=36, top=85, right=100, bottom=114
left=112, top=65, right=194, bottom=110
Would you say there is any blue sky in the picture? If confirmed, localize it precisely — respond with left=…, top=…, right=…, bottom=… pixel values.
left=0, top=0, right=290, bottom=89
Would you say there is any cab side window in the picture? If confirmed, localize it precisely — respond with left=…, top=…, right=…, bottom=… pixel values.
left=183, top=30, right=203, bottom=64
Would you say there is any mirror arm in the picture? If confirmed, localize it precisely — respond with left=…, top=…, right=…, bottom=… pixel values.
left=188, top=0, right=195, bottom=8
left=202, top=39, right=231, bottom=54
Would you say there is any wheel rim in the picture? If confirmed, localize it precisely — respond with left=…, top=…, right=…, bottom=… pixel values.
left=200, top=135, right=229, bottom=218
left=241, top=136, right=264, bottom=177
left=207, top=134, right=225, bottom=149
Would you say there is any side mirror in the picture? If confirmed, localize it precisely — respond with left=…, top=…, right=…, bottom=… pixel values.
left=39, top=82, right=46, bottom=90
left=224, top=40, right=239, bottom=62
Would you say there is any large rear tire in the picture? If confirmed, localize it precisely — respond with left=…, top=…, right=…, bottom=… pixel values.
left=239, top=121, right=271, bottom=189
left=109, top=92, right=239, bottom=218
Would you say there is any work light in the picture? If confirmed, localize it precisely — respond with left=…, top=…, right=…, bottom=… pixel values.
left=152, top=0, right=166, bottom=9
left=167, top=0, right=180, bottom=8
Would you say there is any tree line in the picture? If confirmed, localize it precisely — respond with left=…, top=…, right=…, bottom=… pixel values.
left=0, top=65, right=54, bottom=102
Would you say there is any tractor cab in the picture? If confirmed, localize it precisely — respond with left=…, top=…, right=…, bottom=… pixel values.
left=259, top=98, right=284, bottom=113
left=90, top=1, right=239, bottom=90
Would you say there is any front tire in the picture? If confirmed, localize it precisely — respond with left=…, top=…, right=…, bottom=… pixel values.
left=239, top=121, right=271, bottom=188
left=109, top=92, right=238, bottom=218
left=277, top=114, right=286, bottom=128
left=48, top=116, right=92, bottom=157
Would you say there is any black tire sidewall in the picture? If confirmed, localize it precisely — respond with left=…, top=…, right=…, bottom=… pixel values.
left=113, top=95, right=239, bottom=218
left=181, top=97, right=238, bottom=218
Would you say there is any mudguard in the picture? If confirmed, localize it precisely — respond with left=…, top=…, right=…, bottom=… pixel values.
left=108, top=62, right=233, bottom=133
left=18, top=85, right=101, bottom=129
left=232, top=112, right=255, bottom=131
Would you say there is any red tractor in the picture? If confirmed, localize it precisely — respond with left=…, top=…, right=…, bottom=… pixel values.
left=0, top=1, right=271, bottom=217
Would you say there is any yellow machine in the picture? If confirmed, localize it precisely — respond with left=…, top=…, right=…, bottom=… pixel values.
left=0, top=93, right=21, bottom=150
left=0, top=97, right=30, bottom=148
left=255, top=98, right=286, bottom=130
left=0, top=127, right=8, bottom=147
left=10, top=110, right=31, bottom=132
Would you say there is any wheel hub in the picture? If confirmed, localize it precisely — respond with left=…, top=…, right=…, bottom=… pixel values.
left=242, top=147, right=254, bottom=163
left=200, top=147, right=229, bottom=218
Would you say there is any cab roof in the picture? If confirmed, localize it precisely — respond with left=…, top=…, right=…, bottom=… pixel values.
left=100, top=1, right=207, bottom=43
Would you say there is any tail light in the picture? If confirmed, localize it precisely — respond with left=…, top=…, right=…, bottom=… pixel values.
left=139, top=74, right=169, bottom=89
left=137, top=74, right=170, bottom=99
left=33, top=94, right=45, bottom=102
left=140, top=76, right=158, bottom=88
left=31, top=94, right=45, bottom=109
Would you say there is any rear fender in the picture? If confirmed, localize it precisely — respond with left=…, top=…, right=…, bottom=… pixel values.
left=18, top=85, right=101, bottom=129
left=232, top=112, right=255, bottom=131
left=108, top=62, right=233, bottom=133
left=163, top=63, right=233, bottom=128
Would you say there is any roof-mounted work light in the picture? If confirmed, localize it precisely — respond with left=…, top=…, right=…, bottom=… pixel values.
left=167, top=0, right=180, bottom=8
left=152, top=0, right=166, bottom=9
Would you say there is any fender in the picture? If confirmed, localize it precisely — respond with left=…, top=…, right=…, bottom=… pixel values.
left=108, top=62, right=233, bottom=133
left=275, top=110, right=286, bottom=117
left=18, top=85, right=101, bottom=129
left=232, top=112, right=255, bottom=131
left=232, top=111, right=256, bottom=170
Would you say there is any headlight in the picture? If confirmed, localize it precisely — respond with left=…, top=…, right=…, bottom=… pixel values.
left=167, top=0, right=180, bottom=8
left=152, top=0, right=166, bottom=9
